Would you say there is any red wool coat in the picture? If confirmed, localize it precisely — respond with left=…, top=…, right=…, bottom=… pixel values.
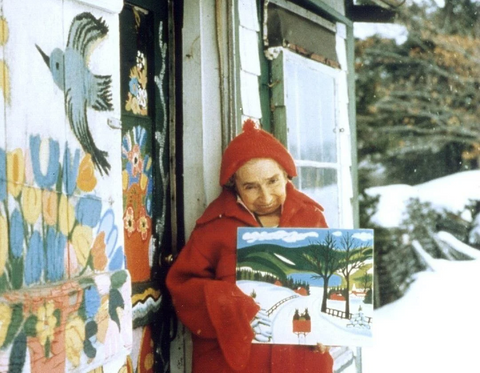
left=166, top=182, right=333, bottom=373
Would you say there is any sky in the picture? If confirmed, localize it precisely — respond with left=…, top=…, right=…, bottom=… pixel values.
left=237, top=228, right=374, bottom=248
left=361, top=170, right=480, bottom=372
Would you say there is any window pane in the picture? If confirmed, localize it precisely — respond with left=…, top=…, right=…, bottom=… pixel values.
left=293, top=167, right=339, bottom=227
left=284, top=55, right=337, bottom=163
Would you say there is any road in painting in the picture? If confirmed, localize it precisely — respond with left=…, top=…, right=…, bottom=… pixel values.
left=236, top=228, right=374, bottom=347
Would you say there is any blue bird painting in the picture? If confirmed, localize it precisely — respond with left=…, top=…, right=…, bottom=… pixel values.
left=36, top=12, right=113, bottom=176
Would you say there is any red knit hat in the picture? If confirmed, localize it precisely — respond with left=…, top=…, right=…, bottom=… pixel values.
left=219, top=119, right=297, bottom=186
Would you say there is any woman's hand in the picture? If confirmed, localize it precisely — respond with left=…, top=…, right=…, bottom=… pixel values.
left=312, top=343, right=330, bottom=354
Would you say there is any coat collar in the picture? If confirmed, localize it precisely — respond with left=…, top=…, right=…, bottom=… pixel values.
left=196, top=182, right=324, bottom=227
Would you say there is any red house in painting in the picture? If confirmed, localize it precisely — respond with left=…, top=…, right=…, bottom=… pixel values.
left=330, top=292, right=346, bottom=301
left=294, top=287, right=308, bottom=296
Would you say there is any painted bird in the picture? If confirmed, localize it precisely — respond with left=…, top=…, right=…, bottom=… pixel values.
left=36, top=12, right=113, bottom=176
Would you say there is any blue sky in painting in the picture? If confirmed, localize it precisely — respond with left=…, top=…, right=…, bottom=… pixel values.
left=237, top=227, right=374, bottom=250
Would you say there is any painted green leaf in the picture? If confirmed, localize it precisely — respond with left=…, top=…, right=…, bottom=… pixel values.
left=2, top=304, right=23, bottom=349
left=77, top=295, right=87, bottom=321
left=8, top=332, right=26, bottom=373
left=111, top=270, right=128, bottom=289
left=44, top=338, right=51, bottom=358
left=78, top=277, right=95, bottom=287
left=85, top=320, right=98, bottom=339
left=10, top=258, right=23, bottom=290
left=23, top=315, right=38, bottom=337
left=108, top=288, right=124, bottom=329
left=83, top=338, right=97, bottom=359
left=53, top=309, right=61, bottom=327
left=0, top=273, right=8, bottom=293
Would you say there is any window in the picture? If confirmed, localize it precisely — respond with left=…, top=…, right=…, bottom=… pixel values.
left=271, top=49, right=353, bottom=228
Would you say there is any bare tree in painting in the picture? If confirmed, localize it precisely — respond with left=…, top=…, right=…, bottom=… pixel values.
left=303, top=232, right=343, bottom=313
left=338, top=233, right=373, bottom=317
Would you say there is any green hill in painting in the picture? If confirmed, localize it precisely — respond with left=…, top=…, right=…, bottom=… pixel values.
left=237, top=243, right=330, bottom=280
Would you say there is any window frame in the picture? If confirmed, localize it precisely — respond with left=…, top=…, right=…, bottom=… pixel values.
left=271, top=47, right=354, bottom=228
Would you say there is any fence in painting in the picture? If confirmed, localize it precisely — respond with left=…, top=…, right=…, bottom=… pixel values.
left=266, top=295, right=300, bottom=316
left=325, top=308, right=372, bottom=324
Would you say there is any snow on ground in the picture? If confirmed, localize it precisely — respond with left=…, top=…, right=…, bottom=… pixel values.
left=362, top=258, right=480, bottom=373
left=366, top=170, right=480, bottom=228
left=362, top=171, right=480, bottom=372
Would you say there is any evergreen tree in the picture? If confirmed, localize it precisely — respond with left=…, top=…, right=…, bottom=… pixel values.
left=355, top=0, right=480, bottom=188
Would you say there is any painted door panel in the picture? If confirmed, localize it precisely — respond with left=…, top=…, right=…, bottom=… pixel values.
left=120, top=1, right=173, bottom=372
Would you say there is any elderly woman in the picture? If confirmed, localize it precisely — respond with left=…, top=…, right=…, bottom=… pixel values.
left=166, top=120, right=333, bottom=373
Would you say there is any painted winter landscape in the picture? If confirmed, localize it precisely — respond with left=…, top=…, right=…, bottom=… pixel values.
left=236, top=227, right=374, bottom=347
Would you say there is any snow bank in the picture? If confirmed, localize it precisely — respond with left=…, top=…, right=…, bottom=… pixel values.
left=366, top=170, right=480, bottom=228
left=363, top=171, right=480, bottom=372
left=436, top=231, right=480, bottom=260
left=362, top=258, right=480, bottom=373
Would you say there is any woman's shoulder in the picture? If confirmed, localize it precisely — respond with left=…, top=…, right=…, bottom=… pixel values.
left=284, top=183, right=328, bottom=227
left=286, top=182, right=325, bottom=211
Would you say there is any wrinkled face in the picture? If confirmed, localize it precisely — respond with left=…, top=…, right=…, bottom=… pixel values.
left=234, top=158, right=288, bottom=216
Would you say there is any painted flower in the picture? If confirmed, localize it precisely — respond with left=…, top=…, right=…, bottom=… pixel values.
left=125, top=183, right=144, bottom=216
left=21, top=186, right=42, bottom=225
left=0, top=216, right=7, bottom=276
left=97, top=209, right=124, bottom=271
left=91, top=232, right=107, bottom=271
left=137, top=88, right=147, bottom=108
left=77, top=154, right=97, bottom=192
left=128, top=144, right=143, bottom=178
left=46, top=227, right=66, bottom=282
left=71, top=225, right=93, bottom=268
left=134, top=126, right=147, bottom=149
left=63, top=144, right=80, bottom=196
left=7, top=148, right=24, bottom=198
left=75, top=197, right=102, bottom=228
left=136, top=207, right=150, bottom=241
left=36, top=301, right=57, bottom=346
left=95, top=295, right=109, bottom=344
left=136, top=51, right=146, bottom=71
left=0, top=148, right=6, bottom=202
left=58, top=195, right=75, bottom=236
left=84, top=286, right=101, bottom=319
left=140, top=173, right=149, bottom=193
left=122, top=170, right=129, bottom=191
left=122, top=126, right=147, bottom=189
left=123, top=206, right=135, bottom=238
left=0, top=60, right=9, bottom=105
left=30, top=135, right=60, bottom=190
left=65, top=315, right=85, bottom=367
left=42, top=189, right=58, bottom=226
left=25, top=231, right=44, bottom=285
left=0, top=303, right=12, bottom=347
left=125, top=94, right=141, bottom=114
left=9, top=209, right=24, bottom=258
left=129, top=77, right=140, bottom=96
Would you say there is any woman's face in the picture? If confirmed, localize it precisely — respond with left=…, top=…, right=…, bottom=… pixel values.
left=234, top=158, right=288, bottom=216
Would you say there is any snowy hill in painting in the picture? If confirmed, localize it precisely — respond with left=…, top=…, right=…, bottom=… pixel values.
left=238, top=280, right=373, bottom=347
